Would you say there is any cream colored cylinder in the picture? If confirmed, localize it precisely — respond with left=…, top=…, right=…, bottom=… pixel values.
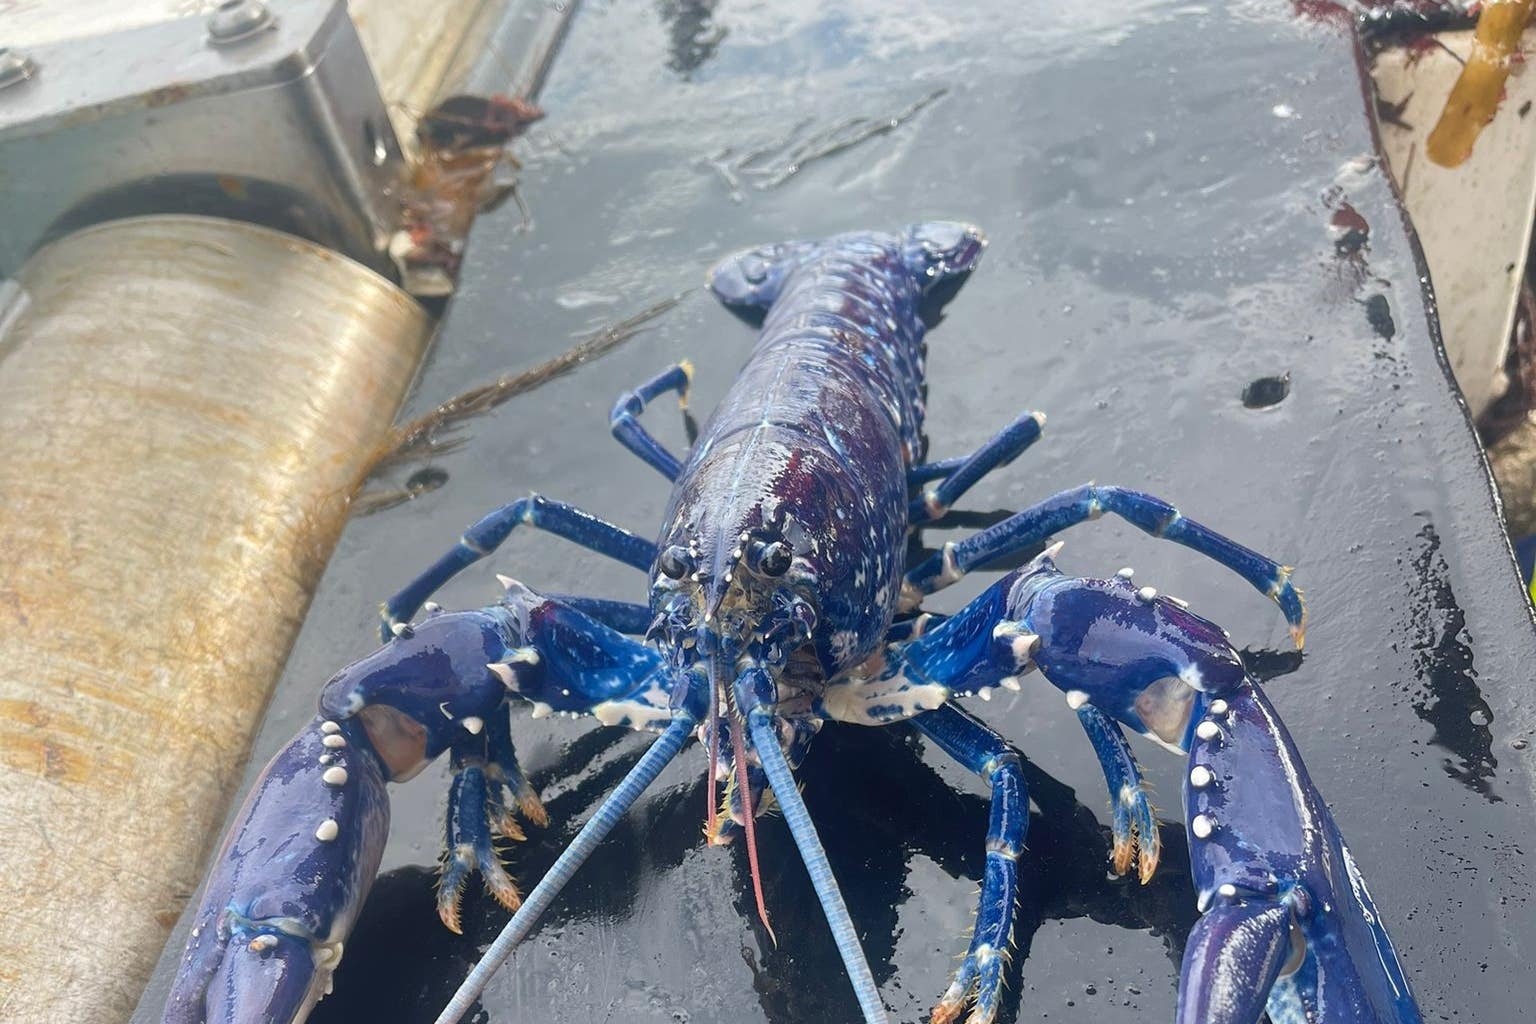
left=0, top=216, right=430, bottom=1024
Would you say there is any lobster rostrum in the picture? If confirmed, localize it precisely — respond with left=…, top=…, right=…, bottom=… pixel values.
left=161, top=224, right=1421, bottom=1024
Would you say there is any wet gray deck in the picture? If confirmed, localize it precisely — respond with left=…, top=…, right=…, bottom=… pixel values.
left=137, top=3, right=1536, bottom=1022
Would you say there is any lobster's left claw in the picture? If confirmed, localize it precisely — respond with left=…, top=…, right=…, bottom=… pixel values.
left=1177, top=900, right=1294, bottom=1024
left=989, top=566, right=1421, bottom=1023
left=1179, top=681, right=1424, bottom=1024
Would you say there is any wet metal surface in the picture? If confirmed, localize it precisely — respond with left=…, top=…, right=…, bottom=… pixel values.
left=138, top=2, right=1536, bottom=1022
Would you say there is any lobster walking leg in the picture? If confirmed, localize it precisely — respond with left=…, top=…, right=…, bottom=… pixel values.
left=543, top=594, right=653, bottom=633
left=434, top=714, right=698, bottom=1024
left=438, top=732, right=528, bottom=932
left=380, top=494, right=655, bottom=638
left=484, top=709, right=543, bottom=825
left=911, top=703, right=1027, bottom=1024
left=884, top=612, right=943, bottom=642
left=907, top=409, right=1046, bottom=525
left=610, top=361, right=693, bottom=480
left=1075, top=704, right=1159, bottom=882
left=902, top=484, right=1306, bottom=644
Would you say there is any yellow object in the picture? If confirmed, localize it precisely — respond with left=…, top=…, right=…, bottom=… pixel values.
left=0, top=216, right=430, bottom=1024
left=1427, top=0, right=1536, bottom=167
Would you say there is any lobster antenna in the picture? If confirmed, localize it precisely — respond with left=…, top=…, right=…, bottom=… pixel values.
left=748, top=715, right=889, bottom=1024
left=434, top=715, right=695, bottom=1024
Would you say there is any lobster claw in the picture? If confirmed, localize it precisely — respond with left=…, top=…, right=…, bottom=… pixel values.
left=197, top=931, right=334, bottom=1024
left=1002, top=569, right=1421, bottom=1023
left=161, top=721, right=390, bottom=1024
left=1177, top=900, right=1295, bottom=1023
left=1179, top=681, right=1422, bottom=1024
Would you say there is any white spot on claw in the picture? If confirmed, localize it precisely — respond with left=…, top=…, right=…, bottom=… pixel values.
left=1137, top=586, right=1158, bottom=603
left=320, top=720, right=340, bottom=734
left=1218, top=883, right=1238, bottom=898
left=1116, top=567, right=1134, bottom=578
left=462, top=716, right=484, bottom=735
left=1209, top=699, right=1229, bottom=716
left=1011, top=634, right=1040, bottom=665
left=315, top=819, right=340, bottom=842
left=1191, top=814, right=1214, bottom=839
left=1195, top=721, right=1221, bottom=742
left=249, top=934, right=279, bottom=952
left=1065, top=689, right=1089, bottom=710
left=487, top=662, right=516, bottom=686
left=322, top=767, right=348, bottom=786
left=391, top=622, right=411, bottom=637
left=322, top=734, right=346, bottom=749
left=1190, top=765, right=1214, bottom=788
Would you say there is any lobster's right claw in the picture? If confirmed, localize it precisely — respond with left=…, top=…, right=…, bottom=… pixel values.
left=205, top=930, right=339, bottom=1024
left=161, top=721, right=390, bottom=1024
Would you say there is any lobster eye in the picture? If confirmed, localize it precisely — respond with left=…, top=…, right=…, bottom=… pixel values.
left=658, top=545, right=692, bottom=580
left=752, top=540, right=792, bottom=576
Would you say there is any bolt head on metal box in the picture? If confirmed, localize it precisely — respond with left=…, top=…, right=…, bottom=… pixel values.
left=207, top=0, right=279, bottom=46
left=0, top=0, right=404, bottom=277
left=0, top=48, right=39, bottom=90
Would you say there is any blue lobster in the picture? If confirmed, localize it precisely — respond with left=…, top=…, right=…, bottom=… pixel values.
left=161, top=223, right=1422, bottom=1024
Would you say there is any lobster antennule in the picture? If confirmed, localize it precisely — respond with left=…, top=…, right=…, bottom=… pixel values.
left=730, top=714, right=777, bottom=945
left=748, top=712, right=889, bottom=1024
left=705, top=678, right=722, bottom=838
left=434, top=715, right=696, bottom=1024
